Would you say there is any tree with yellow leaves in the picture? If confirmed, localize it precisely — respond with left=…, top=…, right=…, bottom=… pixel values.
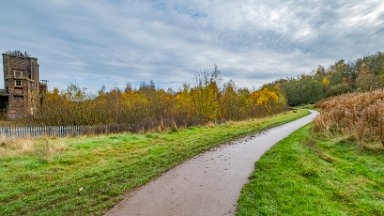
left=22, top=65, right=288, bottom=131
left=322, top=77, right=330, bottom=90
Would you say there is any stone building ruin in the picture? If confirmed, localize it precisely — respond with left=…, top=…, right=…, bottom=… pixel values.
left=0, top=51, right=47, bottom=119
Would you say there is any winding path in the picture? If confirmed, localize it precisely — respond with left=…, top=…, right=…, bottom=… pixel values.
left=106, top=110, right=318, bottom=216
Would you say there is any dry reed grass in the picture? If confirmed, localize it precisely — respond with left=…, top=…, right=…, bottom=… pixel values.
left=314, top=90, right=384, bottom=150
left=0, top=136, right=66, bottom=156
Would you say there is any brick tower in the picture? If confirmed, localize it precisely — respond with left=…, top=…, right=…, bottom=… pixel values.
left=1, top=51, right=43, bottom=119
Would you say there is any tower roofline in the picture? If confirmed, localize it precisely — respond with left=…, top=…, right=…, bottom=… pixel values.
left=2, top=51, right=38, bottom=60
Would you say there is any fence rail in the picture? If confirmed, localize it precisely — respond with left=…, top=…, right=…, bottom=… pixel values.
left=0, top=124, right=133, bottom=138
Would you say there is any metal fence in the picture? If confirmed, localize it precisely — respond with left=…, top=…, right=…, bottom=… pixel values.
left=0, top=124, right=133, bottom=138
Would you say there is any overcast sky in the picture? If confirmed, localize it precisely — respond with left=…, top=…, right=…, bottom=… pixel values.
left=1, top=0, right=384, bottom=92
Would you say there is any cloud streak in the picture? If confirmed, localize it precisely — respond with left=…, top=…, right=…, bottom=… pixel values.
left=0, top=0, right=383, bottom=92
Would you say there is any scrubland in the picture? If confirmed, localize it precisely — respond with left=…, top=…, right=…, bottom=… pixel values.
left=314, top=90, right=384, bottom=151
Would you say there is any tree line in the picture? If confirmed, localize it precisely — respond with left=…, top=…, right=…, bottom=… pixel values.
left=22, top=66, right=287, bottom=130
left=272, top=52, right=384, bottom=106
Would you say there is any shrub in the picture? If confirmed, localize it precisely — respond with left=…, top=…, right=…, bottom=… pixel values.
left=20, top=70, right=288, bottom=132
left=325, top=83, right=354, bottom=97
left=314, top=90, right=384, bottom=149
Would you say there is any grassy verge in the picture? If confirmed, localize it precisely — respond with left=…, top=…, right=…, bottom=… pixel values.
left=292, top=104, right=315, bottom=110
left=237, top=125, right=384, bottom=216
left=0, top=110, right=309, bottom=216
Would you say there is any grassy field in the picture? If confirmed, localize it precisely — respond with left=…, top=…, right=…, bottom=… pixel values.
left=237, top=125, right=384, bottom=216
left=0, top=110, right=309, bottom=216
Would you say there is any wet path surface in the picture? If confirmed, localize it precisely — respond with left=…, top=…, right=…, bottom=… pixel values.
left=106, top=111, right=318, bottom=216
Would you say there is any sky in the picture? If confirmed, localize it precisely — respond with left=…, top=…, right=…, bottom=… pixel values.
left=0, top=0, right=384, bottom=92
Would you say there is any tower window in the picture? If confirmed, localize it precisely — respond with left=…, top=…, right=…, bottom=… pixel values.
left=14, top=71, right=22, bottom=78
left=15, top=80, right=22, bottom=87
left=13, top=70, right=29, bottom=78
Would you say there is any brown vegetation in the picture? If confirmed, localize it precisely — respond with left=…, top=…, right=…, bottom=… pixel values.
left=19, top=69, right=287, bottom=132
left=0, top=136, right=66, bottom=156
left=314, top=90, right=384, bottom=150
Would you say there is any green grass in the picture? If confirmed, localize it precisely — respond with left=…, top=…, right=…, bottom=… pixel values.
left=237, top=125, right=384, bottom=216
left=0, top=110, right=309, bottom=216
left=292, top=104, right=315, bottom=109
left=292, top=104, right=321, bottom=112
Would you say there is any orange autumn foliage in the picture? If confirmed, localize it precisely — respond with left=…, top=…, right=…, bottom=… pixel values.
left=21, top=72, right=287, bottom=132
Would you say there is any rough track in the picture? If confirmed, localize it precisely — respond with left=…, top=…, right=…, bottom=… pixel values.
left=107, top=110, right=318, bottom=216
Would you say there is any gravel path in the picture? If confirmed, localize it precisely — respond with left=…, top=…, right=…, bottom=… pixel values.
left=106, top=111, right=318, bottom=216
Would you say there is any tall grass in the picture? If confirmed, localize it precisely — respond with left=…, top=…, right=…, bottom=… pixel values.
left=0, top=137, right=66, bottom=156
left=314, top=90, right=384, bottom=150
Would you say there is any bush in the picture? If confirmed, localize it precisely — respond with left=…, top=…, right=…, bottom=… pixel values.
left=314, top=90, right=384, bottom=149
left=21, top=72, right=288, bottom=132
left=325, top=83, right=354, bottom=97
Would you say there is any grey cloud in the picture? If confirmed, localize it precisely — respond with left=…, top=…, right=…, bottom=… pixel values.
left=0, top=0, right=383, bottom=92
